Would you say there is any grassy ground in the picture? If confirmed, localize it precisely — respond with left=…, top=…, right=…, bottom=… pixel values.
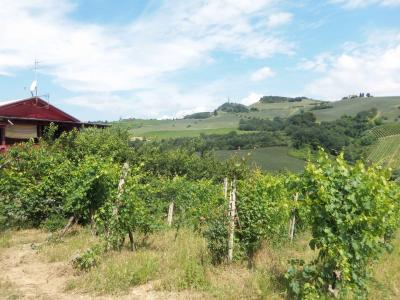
left=41, top=229, right=316, bottom=298
left=0, top=279, right=22, bottom=300
left=215, top=146, right=306, bottom=173
left=1, top=228, right=399, bottom=298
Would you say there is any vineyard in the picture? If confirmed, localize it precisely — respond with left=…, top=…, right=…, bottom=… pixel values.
left=368, top=123, right=400, bottom=139
left=366, top=123, right=400, bottom=169
left=1, top=126, right=400, bottom=299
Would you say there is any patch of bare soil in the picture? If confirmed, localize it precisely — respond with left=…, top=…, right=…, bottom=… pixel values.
left=0, top=232, right=204, bottom=300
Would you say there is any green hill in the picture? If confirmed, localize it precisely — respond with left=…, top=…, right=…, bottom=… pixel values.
left=119, top=98, right=322, bottom=139
left=312, top=96, right=400, bottom=122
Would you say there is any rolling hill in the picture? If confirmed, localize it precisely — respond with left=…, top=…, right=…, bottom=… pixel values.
left=312, top=96, right=400, bottom=122
left=118, top=96, right=400, bottom=139
left=118, top=98, right=322, bottom=139
left=116, top=96, right=400, bottom=173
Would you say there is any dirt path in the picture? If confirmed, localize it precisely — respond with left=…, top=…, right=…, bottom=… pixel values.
left=0, top=233, right=202, bottom=300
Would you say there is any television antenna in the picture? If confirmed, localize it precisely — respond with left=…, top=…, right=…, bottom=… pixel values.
left=29, top=59, right=41, bottom=97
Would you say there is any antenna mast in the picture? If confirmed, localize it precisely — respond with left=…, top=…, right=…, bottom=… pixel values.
left=30, top=59, right=40, bottom=98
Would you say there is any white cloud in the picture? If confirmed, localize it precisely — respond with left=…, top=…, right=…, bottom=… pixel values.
left=298, top=53, right=335, bottom=72
left=331, top=0, right=400, bottom=8
left=0, top=0, right=293, bottom=91
left=0, top=0, right=294, bottom=118
left=250, top=67, right=275, bottom=81
left=241, top=92, right=263, bottom=105
left=304, top=31, right=400, bottom=100
left=266, top=12, right=293, bottom=28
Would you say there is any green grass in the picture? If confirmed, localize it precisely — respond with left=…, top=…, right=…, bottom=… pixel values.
left=215, top=146, right=306, bottom=173
left=313, top=96, right=400, bottom=122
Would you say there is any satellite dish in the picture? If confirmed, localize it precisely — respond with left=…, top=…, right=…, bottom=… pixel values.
left=30, top=80, right=38, bottom=96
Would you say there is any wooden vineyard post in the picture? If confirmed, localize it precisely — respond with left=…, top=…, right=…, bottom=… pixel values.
left=223, top=177, right=228, bottom=199
left=167, top=202, right=174, bottom=226
left=228, top=178, right=237, bottom=263
left=288, top=192, right=299, bottom=242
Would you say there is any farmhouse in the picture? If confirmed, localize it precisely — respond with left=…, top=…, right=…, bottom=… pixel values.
left=0, top=96, right=106, bottom=151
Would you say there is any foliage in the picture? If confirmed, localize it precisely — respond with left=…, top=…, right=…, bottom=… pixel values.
left=217, top=102, right=249, bottom=113
left=286, top=152, right=400, bottom=299
left=259, top=96, right=306, bottom=103
left=236, top=172, right=292, bottom=258
left=40, top=214, right=67, bottom=232
left=183, top=112, right=212, bottom=119
left=72, top=244, right=105, bottom=271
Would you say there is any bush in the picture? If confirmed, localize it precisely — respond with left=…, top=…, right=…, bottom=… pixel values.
left=41, top=215, right=67, bottom=232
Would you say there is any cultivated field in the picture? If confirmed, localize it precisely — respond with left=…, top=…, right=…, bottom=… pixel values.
left=215, top=146, right=306, bottom=173
left=368, top=135, right=400, bottom=169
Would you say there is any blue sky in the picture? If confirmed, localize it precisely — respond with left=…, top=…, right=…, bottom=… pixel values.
left=0, top=0, right=400, bottom=121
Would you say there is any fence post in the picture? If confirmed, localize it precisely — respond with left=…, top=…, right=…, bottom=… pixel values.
left=228, top=178, right=237, bottom=262
left=167, top=202, right=174, bottom=226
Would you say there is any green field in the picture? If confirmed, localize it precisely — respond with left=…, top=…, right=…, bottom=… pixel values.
left=313, top=96, right=400, bottom=122
left=215, top=146, right=306, bottom=173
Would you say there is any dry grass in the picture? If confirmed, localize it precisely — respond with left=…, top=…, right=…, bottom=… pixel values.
left=39, top=227, right=98, bottom=263
left=368, top=231, right=400, bottom=299
left=26, top=227, right=400, bottom=299
left=0, top=279, right=23, bottom=300
left=0, top=230, right=12, bottom=250
left=1, top=229, right=46, bottom=251
left=67, top=250, right=160, bottom=294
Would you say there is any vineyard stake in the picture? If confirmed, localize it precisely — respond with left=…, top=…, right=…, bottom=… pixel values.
left=223, top=177, right=228, bottom=199
left=228, top=178, right=237, bottom=263
left=167, top=201, right=174, bottom=226
left=289, top=192, right=298, bottom=242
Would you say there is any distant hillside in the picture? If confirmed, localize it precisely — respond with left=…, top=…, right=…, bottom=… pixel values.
left=118, top=98, right=323, bottom=139
left=116, top=96, right=400, bottom=139
left=312, top=96, right=400, bottom=122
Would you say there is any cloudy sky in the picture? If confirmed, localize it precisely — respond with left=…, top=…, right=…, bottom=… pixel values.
left=0, top=0, right=400, bottom=120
